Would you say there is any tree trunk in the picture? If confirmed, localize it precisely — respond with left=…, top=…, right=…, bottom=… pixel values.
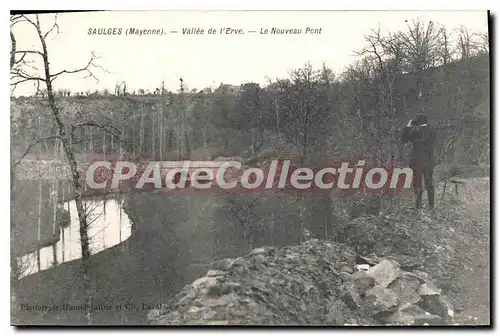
left=275, top=96, right=280, bottom=140
left=62, top=226, right=65, bottom=263
left=203, top=128, right=206, bottom=150
left=102, top=129, right=106, bottom=161
left=10, top=169, right=19, bottom=298
left=152, top=109, right=155, bottom=159
left=36, top=20, right=93, bottom=323
left=52, top=141, right=59, bottom=266
left=159, top=101, right=164, bottom=161
left=139, top=104, right=144, bottom=157
left=37, top=116, right=42, bottom=272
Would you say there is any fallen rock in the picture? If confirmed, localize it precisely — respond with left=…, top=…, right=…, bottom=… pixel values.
left=339, top=272, right=351, bottom=282
left=387, top=305, right=444, bottom=325
left=361, top=286, right=399, bottom=317
left=387, top=273, right=422, bottom=307
left=398, top=304, right=427, bottom=316
left=419, top=294, right=454, bottom=324
left=149, top=239, right=361, bottom=325
left=411, top=270, right=434, bottom=284
left=417, top=282, right=441, bottom=296
left=178, top=290, right=197, bottom=304
left=147, top=309, right=162, bottom=321
left=148, top=239, right=452, bottom=326
left=413, top=313, right=445, bottom=326
left=366, top=259, right=400, bottom=288
left=227, top=257, right=249, bottom=274
left=350, top=271, right=376, bottom=293
left=340, top=265, right=354, bottom=274
left=325, top=299, right=346, bottom=325
left=252, top=254, right=267, bottom=268
left=249, top=247, right=267, bottom=255
left=386, top=310, right=416, bottom=325
left=356, top=255, right=380, bottom=266
left=355, top=264, right=370, bottom=272
left=341, top=283, right=362, bottom=310
left=192, top=276, right=218, bottom=291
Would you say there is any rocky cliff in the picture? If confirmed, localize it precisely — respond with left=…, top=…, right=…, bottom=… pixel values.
left=149, top=239, right=454, bottom=326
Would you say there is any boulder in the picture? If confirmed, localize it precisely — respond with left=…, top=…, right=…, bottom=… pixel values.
left=350, top=271, right=376, bottom=293
left=339, top=272, right=351, bottom=282
left=148, top=240, right=452, bottom=326
left=417, top=282, right=442, bottom=296
left=356, top=255, right=380, bottom=266
left=361, top=286, right=399, bottom=317
left=325, top=299, right=346, bottom=325
left=252, top=254, right=267, bottom=268
left=411, top=270, right=434, bottom=283
left=355, top=264, right=370, bottom=271
left=387, top=305, right=444, bottom=325
left=340, top=265, right=354, bottom=274
left=366, top=259, right=400, bottom=288
left=413, top=313, right=445, bottom=326
left=192, top=277, right=218, bottom=292
left=341, top=283, right=362, bottom=310
left=419, top=294, right=454, bottom=324
left=387, top=274, right=422, bottom=306
left=249, top=247, right=267, bottom=255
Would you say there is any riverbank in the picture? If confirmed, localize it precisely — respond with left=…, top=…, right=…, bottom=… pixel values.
left=12, top=176, right=490, bottom=325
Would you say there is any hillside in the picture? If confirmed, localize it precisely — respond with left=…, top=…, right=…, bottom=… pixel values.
left=11, top=54, right=490, bottom=165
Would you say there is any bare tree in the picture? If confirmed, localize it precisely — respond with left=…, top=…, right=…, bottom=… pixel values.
left=275, top=62, right=330, bottom=160
left=479, top=32, right=489, bottom=54
left=437, top=26, right=455, bottom=65
left=400, top=19, right=440, bottom=72
left=10, top=14, right=110, bottom=324
left=456, top=25, right=481, bottom=59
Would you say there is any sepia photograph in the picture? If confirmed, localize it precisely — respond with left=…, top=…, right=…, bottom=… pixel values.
left=9, top=9, right=490, bottom=326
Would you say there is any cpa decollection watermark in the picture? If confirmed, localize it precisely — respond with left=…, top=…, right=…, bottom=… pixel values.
left=81, top=159, right=414, bottom=194
left=16, top=159, right=417, bottom=194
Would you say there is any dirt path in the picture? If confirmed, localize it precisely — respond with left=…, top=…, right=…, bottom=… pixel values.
left=450, top=177, right=490, bottom=325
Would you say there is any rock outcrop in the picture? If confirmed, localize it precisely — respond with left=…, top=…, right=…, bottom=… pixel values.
left=148, top=240, right=454, bottom=326
left=341, top=259, right=454, bottom=325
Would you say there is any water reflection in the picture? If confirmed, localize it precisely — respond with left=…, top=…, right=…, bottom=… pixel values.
left=19, top=197, right=132, bottom=278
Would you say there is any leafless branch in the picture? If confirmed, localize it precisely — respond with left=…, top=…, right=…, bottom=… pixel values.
left=15, top=50, right=44, bottom=56
left=19, top=14, right=37, bottom=29
left=73, top=120, right=121, bottom=139
left=11, top=66, right=45, bottom=83
left=10, top=14, right=30, bottom=27
left=50, top=51, right=109, bottom=84
left=44, top=14, right=59, bottom=40
left=12, top=136, right=62, bottom=170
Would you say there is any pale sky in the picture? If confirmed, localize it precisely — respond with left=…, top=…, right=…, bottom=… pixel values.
left=11, top=10, right=488, bottom=96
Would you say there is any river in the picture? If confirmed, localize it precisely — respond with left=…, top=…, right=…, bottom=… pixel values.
left=18, top=197, right=132, bottom=278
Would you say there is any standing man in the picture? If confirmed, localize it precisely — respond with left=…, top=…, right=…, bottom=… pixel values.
left=401, top=114, right=437, bottom=209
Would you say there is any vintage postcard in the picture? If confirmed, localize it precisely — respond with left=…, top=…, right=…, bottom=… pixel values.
left=10, top=10, right=490, bottom=326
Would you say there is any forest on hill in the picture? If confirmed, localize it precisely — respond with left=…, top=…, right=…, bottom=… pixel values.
left=11, top=22, right=490, bottom=167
